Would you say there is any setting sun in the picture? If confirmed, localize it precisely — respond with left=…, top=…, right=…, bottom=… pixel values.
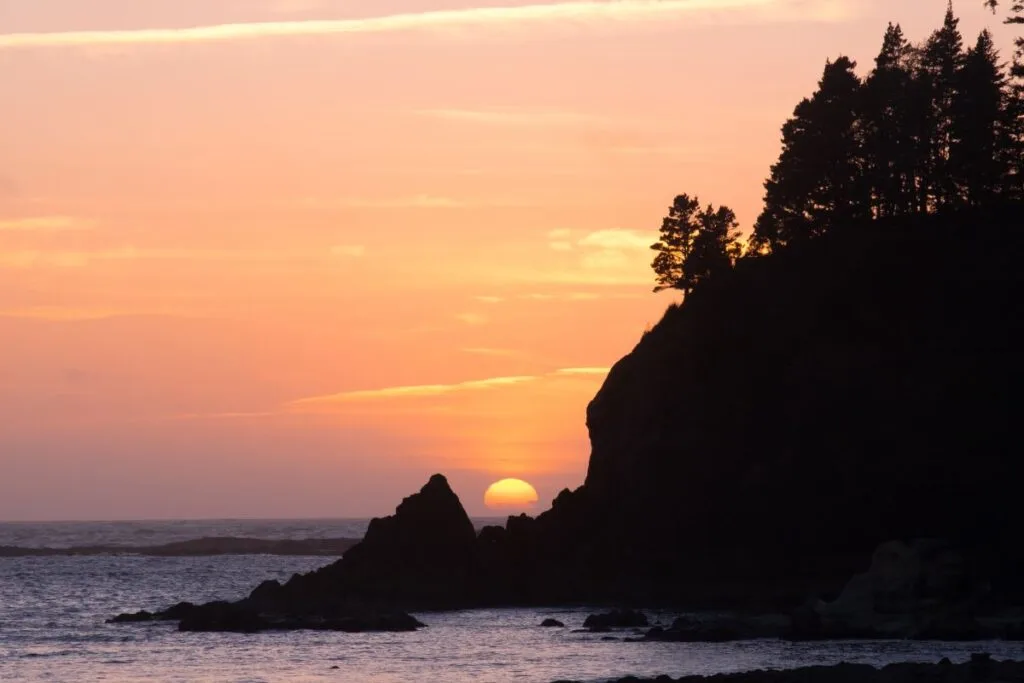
left=483, top=478, right=539, bottom=511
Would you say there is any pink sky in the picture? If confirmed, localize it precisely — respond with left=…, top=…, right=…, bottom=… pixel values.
left=0, top=0, right=1014, bottom=520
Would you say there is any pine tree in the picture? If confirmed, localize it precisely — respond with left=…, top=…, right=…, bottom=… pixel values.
left=651, top=195, right=740, bottom=293
left=920, top=2, right=966, bottom=208
left=951, top=31, right=1009, bottom=205
left=682, top=205, right=742, bottom=290
left=863, top=24, right=917, bottom=217
left=651, top=195, right=699, bottom=292
left=751, top=57, right=867, bottom=252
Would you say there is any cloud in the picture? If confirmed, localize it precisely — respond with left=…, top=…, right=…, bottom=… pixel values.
left=299, top=194, right=537, bottom=209
left=418, top=108, right=601, bottom=127
left=456, top=312, right=489, bottom=326
left=578, top=229, right=653, bottom=251
left=556, top=367, right=610, bottom=376
left=0, top=216, right=94, bottom=232
left=0, top=0, right=857, bottom=51
left=291, top=375, right=538, bottom=405
left=474, top=295, right=504, bottom=304
left=304, top=194, right=467, bottom=209
left=330, top=244, right=366, bottom=257
left=0, top=306, right=130, bottom=321
left=289, top=367, right=606, bottom=409
left=0, top=248, right=139, bottom=268
left=547, top=228, right=574, bottom=251
left=0, top=246, right=364, bottom=268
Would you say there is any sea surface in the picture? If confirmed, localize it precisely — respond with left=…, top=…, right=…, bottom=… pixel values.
left=2, top=520, right=1023, bottom=683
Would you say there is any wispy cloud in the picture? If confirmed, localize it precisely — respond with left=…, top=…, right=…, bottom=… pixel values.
left=302, top=194, right=467, bottom=209
left=556, top=367, right=610, bottom=376
left=455, top=312, right=489, bottom=326
left=0, top=306, right=131, bottom=321
left=289, top=367, right=607, bottom=408
left=547, top=228, right=575, bottom=252
left=418, top=108, right=601, bottom=127
left=0, top=216, right=94, bottom=232
left=0, top=0, right=856, bottom=51
left=291, top=375, right=538, bottom=405
left=578, top=228, right=653, bottom=251
left=0, top=248, right=139, bottom=269
left=0, top=246, right=363, bottom=268
left=298, top=194, right=537, bottom=209
left=330, top=244, right=366, bottom=257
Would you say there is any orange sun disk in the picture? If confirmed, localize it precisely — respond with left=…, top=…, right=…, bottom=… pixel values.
left=484, top=478, right=539, bottom=511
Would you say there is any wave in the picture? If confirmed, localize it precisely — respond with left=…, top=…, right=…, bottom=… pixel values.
left=0, top=536, right=360, bottom=557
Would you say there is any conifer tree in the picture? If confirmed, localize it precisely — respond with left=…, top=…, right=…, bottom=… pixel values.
left=751, top=57, right=867, bottom=252
left=651, top=195, right=741, bottom=293
left=864, top=24, right=917, bottom=217
left=952, top=31, right=1009, bottom=205
left=920, top=2, right=966, bottom=208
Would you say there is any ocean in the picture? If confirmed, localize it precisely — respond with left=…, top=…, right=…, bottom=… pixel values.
left=1, top=519, right=1022, bottom=682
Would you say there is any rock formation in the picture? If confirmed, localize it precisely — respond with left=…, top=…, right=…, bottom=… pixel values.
left=113, top=206, right=1024, bottom=626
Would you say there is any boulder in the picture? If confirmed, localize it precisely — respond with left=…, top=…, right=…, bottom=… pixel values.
left=541, top=618, right=565, bottom=627
left=178, top=601, right=265, bottom=633
left=808, top=540, right=985, bottom=639
left=107, top=610, right=155, bottom=624
left=644, top=617, right=743, bottom=643
left=583, top=609, right=649, bottom=631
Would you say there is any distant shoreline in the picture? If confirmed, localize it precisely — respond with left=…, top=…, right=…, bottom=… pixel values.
left=0, top=536, right=361, bottom=557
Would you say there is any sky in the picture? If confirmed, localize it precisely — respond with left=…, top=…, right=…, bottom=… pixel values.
left=0, top=0, right=1015, bottom=520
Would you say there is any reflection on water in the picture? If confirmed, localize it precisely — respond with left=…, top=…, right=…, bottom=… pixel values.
left=1, top=545, right=1023, bottom=682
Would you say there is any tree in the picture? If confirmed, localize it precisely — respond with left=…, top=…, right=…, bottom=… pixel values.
left=984, top=0, right=1024, bottom=76
left=863, top=24, right=917, bottom=217
left=651, top=194, right=741, bottom=294
left=920, top=2, right=966, bottom=208
left=750, top=57, right=868, bottom=252
left=951, top=30, right=1010, bottom=205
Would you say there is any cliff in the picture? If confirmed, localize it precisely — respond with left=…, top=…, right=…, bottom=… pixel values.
left=573, top=204, right=1024, bottom=604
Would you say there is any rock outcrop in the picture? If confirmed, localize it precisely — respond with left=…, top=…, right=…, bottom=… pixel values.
left=113, top=206, right=1024, bottom=625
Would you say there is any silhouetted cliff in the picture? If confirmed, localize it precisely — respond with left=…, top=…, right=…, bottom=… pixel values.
left=568, top=204, right=1024, bottom=605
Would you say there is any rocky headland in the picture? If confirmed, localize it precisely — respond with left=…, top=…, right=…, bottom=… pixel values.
left=111, top=206, right=1024, bottom=634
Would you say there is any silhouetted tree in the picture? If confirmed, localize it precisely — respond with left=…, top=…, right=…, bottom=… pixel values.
left=952, top=31, right=1011, bottom=204
left=651, top=195, right=741, bottom=294
left=863, top=24, right=917, bottom=217
left=751, top=57, right=867, bottom=252
left=985, top=0, right=1024, bottom=76
left=920, top=2, right=966, bottom=208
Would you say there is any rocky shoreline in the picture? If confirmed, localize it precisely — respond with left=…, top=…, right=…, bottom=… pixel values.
left=552, top=655, right=1024, bottom=683
left=108, top=476, right=1024, bottom=637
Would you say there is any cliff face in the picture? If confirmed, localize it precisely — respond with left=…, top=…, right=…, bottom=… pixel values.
left=578, top=205, right=1024, bottom=600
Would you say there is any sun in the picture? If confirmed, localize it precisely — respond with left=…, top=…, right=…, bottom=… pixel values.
left=484, top=478, right=539, bottom=511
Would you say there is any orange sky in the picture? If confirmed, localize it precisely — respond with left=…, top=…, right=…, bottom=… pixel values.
left=0, top=0, right=1014, bottom=520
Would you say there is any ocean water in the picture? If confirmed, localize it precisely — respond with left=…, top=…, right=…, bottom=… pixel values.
left=1, top=521, right=1023, bottom=683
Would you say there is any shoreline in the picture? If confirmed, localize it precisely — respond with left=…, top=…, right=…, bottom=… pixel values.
left=553, top=655, right=1024, bottom=683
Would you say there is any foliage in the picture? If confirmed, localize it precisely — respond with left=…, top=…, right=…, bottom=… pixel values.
left=650, top=195, right=741, bottom=294
left=745, top=3, right=1024, bottom=253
